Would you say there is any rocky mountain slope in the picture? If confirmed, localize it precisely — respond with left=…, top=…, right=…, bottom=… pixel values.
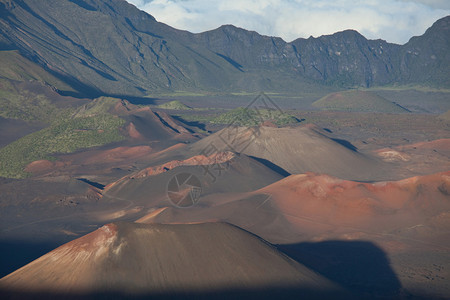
left=0, top=0, right=448, bottom=97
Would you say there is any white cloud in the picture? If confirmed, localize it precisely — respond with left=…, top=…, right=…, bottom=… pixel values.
left=401, top=0, right=450, bottom=9
left=126, top=0, right=450, bottom=44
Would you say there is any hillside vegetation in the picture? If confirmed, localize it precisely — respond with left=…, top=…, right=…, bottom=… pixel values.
left=0, top=51, right=74, bottom=92
left=0, top=98, right=125, bottom=178
left=157, top=100, right=192, bottom=110
left=73, top=96, right=123, bottom=117
left=0, top=1, right=448, bottom=96
left=211, top=107, right=300, bottom=126
left=0, top=79, right=72, bottom=122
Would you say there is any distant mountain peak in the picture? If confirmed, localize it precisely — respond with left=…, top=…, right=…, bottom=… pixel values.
left=0, top=0, right=448, bottom=96
left=431, top=15, right=450, bottom=28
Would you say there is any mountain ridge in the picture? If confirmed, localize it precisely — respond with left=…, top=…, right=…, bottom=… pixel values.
left=0, top=0, right=448, bottom=97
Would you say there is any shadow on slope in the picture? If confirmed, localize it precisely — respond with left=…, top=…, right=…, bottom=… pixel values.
left=189, top=124, right=389, bottom=181
left=278, top=240, right=403, bottom=298
left=0, top=222, right=350, bottom=299
left=248, top=156, right=291, bottom=177
left=0, top=239, right=406, bottom=299
left=330, top=138, right=358, bottom=152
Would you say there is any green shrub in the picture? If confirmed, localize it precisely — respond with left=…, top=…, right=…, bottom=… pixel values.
left=0, top=114, right=125, bottom=178
left=211, top=107, right=300, bottom=126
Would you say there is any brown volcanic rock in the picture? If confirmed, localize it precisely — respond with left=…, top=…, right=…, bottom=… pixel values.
left=24, top=160, right=56, bottom=173
left=82, top=146, right=152, bottom=165
left=123, top=106, right=195, bottom=144
left=155, top=111, right=192, bottom=134
left=259, top=172, right=450, bottom=234
left=101, top=151, right=285, bottom=207
left=137, top=172, right=450, bottom=299
left=190, top=124, right=386, bottom=181
left=24, top=146, right=153, bottom=178
left=375, top=139, right=450, bottom=175
left=130, top=151, right=236, bottom=179
left=102, top=151, right=237, bottom=192
left=77, top=98, right=196, bottom=144
left=125, top=122, right=144, bottom=139
left=143, top=171, right=450, bottom=245
left=27, top=102, right=197, bottom=177
left=0, top=222, right=341, bottom=298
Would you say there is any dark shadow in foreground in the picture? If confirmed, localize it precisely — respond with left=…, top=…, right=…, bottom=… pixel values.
left=0, top=286, right=350, bottom=300
left=277, top=240, right=404, bottom=299
left=0, top=240, right=62, bottom=278
left=0, top=240, right=431, bottom=299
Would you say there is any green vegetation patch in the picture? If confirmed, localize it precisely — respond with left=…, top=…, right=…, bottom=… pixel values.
left=73, top=96, right=122, bottom=117
left=0, top=79, right=69, bottom=122
left=0, top=113, right=125, bottom=178
left=153, top=91, right=207, bottom=97
left=211, top=107, right=300, bottom=126
left=157, top=100, right=192, bottom=110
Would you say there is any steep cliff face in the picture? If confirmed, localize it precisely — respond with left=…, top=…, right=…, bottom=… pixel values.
left=290, top=30, right=400, bottom=87
left=0, top=0, right=240, bottom=96
left=398, top=15, right=450, bottom=86
left=188, top=16, right=449, bottom=88
left=0, top=0, right=448, bottom=96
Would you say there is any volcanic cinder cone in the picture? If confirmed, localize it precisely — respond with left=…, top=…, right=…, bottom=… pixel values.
left=190, top=124, right=386, bottom=181
left=0, top=222, right=346, bottom=299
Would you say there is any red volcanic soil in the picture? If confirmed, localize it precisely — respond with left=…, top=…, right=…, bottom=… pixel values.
left=20, top=99, right=197, bottom=178
left=122, top=105, right=197, bottom=144
left=109, top=100, right=196, bottom=142
left=258, top=171, right=450, bottom=235
left=113, top=100, right=134, bottom=115
left=0, top=222, right=342, bottom=298
left=103, top=151, right=236, bottom=191
left=24, top=159, right=68, bottom=174
left=375, top=139, right=450, bottom=175
left=142, top=171, right=450, bottom=248
left=24, top=160, right=55, bottom=173
left=261, top=120, right=278, bottom=128
left=130, top=151, right=235, bottom=178
left=24, top=146, right=153, bottom=177
left=135, top=171, right=450, bottom=299
left=397, top=138, right=450, bottom=151
left=83, top=146, right=152, bottom=165
left=87, top=98, right=198, bottom=145
left=125, top=122, right=144, bottom=139
left=377, top=139, right=450, bottom=157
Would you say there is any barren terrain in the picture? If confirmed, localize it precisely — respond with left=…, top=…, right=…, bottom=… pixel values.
left=0, top=2, right=449, bottom=299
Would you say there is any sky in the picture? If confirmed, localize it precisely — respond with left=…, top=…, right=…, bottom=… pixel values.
left=125, top=0, right=450, bottom=44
